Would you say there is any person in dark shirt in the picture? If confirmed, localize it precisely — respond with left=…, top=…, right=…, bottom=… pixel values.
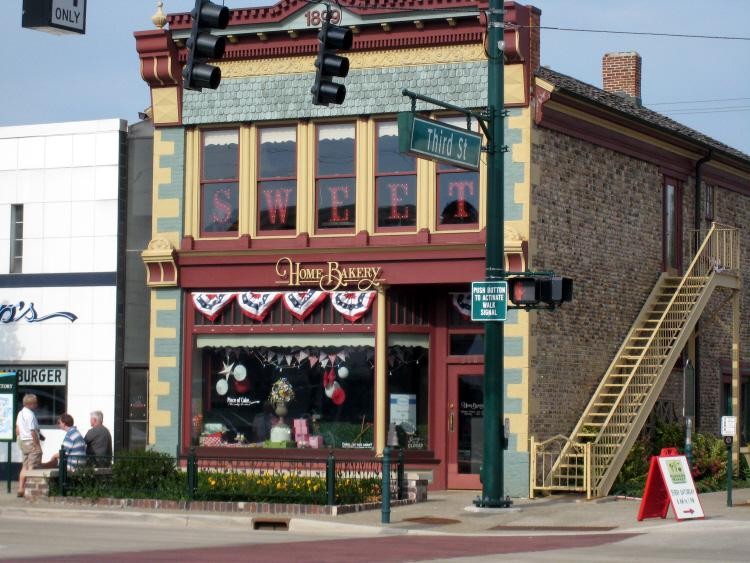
left=84, top=410, right=112, bottom=467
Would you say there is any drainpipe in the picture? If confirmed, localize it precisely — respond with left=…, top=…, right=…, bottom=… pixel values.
left=693, top=149, right=713, bottom=430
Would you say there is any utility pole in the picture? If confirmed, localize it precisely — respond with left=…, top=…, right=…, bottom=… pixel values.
left=475, top=0, right=511, bottom=508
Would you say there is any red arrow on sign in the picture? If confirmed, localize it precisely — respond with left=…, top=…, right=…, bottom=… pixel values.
left=683, top=508, right=695, bottom=514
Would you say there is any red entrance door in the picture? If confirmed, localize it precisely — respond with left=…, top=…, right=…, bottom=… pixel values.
left=447, top=364, right=484, bottom=489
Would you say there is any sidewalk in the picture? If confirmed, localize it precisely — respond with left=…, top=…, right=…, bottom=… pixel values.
left=1, top=484, right=749, bottom=536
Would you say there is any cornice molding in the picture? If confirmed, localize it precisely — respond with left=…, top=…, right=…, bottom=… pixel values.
left=142, top=238, right=179, bottom=287
left=219, top=44, right=486, bottom=78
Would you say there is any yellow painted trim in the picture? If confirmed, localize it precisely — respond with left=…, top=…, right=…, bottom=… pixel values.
left=152, top=129, right=181, bottom=247
left=421, top=158, right=436, bottom=230
left=374, top=286, right=388, bottom=455
left=535, top=77, right=555, bottom=93
left=546, top=98, right=698, bottom=160
left=355, top=116, right=369, bottom=230
left=505, top=65, right=526, bottom=106
left=183, top=129, right=195, bottom=239
left=302, top=121, right=315, bottom=234
left=147, top=291, right=178, bottom=444
left=219, top=45, right=486, bottom=78
left=241, top=124, right=254, bottom=235
left=364, top=119, right=376, bottom=233
left=248, top=125, right=259, bottom=234
left=151, top=87, right=180, bottom=125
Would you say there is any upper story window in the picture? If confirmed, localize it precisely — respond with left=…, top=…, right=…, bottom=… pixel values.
left=10, top=204, right=23, bottom=273
left=258, top=126, right=297, bottom=233
left=201, top=130, right=239, bottom=236
left=316, top=123, right=355, bottom=231
left=436, top=117, right=479, bottom=229
left=375, top=121, right=417, bottom=230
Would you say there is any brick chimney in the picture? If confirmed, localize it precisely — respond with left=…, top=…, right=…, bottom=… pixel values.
left=602, top=52, right=642, bottom=104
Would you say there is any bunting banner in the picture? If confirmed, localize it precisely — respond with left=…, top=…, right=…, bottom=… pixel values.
left=451, top=292, right=472, bottom=319
left=237, top=292, right=281, bottom=321
left=330, top=291, right=376, bottom=322
left=192, top=292, right=236, bottom=321
left=282, top=290, right=328, bottom=321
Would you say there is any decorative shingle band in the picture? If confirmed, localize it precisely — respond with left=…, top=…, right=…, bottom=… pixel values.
left=183, top=61, right=488, bottom=125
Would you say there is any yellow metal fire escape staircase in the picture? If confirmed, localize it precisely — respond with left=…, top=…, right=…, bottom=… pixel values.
left=531, top=224, right=741, bottom=498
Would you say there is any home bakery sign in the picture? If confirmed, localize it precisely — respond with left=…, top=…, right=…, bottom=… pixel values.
left=275, top=258, right=384, bottom=291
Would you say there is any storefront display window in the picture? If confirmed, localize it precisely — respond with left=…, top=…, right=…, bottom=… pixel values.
left=316, top=123, right=355, bottom=230
left=388, top=345, right=429, bottom=450
left=193, top=344, right=429, bottom=450
left=437, top=117, right=479, bottom=228
left=2, top=365, right=67, bottom=426
left=201, top=129, right=239, bottom=234
left=375, top=121, right=416, bottom=230
left=258, top=126, right=297, bottom=232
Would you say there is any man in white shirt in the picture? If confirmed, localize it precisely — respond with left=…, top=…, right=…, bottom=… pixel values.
left=15, top=394, right=42, bottom=498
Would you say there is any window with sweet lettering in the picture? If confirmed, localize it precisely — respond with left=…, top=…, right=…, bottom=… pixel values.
left=258, top=126, right=297, bottom=232
left=436, top=117, right=479, bottom=228
left=375, top=121, right=417, bottom=230
left=316, top=123, right=356, bottom=231
left=200, top=129, right=239, bottom=236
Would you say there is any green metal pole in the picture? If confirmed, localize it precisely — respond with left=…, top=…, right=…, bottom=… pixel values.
left=381, top=446, right=391, bottom=524
left=727, top=440, right=733, bottom=507
left=475, top=0, right=510, bottom=508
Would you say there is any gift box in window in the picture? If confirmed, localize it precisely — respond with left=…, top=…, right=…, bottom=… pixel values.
left=200, top=433, right=223, bottom=447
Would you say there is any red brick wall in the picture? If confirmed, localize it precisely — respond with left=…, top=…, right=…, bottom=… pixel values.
left=602, top=52, right=642, bottom=101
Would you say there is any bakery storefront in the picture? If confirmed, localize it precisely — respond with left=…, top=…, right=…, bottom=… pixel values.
left=179, top=248, right=498, bottom=489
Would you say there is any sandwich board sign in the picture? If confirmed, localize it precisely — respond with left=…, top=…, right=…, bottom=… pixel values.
left=637, top=447, right=704, bottom=521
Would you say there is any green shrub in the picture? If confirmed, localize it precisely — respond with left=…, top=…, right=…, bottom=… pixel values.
left=104, top=450, right=184, bottom=499
left=613, top=426, right=744, bottom=496
left=653, top=421, right=684, bottom=453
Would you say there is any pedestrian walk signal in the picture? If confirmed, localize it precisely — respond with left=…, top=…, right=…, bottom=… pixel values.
left=507, top=276, right=573, bottom=308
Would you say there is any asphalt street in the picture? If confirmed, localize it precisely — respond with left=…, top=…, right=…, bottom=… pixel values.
left=1, top=488, right=749, bottom=561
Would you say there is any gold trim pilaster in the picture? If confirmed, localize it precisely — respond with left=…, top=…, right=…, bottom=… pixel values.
left=375, top=284, right=389, bottom=455
left=302, top=121, right=315, bottom=234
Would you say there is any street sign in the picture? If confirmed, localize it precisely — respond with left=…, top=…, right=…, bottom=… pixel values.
left=721, top=415, right=737, bottom=437
left=471, top=281, right=508, bottom=322
left=398, top=112, right=482, bottom=171
left=22, top=0, right=87, bottom=35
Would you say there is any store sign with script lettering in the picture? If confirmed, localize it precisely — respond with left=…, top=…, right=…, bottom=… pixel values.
left=275, top=258, right=384, bottom=291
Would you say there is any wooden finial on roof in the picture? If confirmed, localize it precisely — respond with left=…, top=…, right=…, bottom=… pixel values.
left=152, top=1, right=167, bottom=29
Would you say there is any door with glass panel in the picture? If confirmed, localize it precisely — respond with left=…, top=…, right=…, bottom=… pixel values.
left=447, top=364, right=483, bottom=489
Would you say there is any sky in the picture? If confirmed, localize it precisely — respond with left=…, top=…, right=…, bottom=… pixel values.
left=0, top=0, right=748, bottom=155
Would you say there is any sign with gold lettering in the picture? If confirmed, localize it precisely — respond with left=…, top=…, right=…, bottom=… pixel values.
left=275, top=258, right=384, bottom=291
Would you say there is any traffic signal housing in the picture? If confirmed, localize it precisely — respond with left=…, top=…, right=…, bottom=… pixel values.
left=311, top=20, right=352, bottom=105
left=182, top=0, right=230, bottom=91
left=540, top=276, right=573, bottom=306
left=507, top=275, right=573, bottom=308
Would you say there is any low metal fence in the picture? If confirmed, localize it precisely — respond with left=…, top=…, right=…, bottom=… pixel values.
left=56, top=447, right=404, bottom=508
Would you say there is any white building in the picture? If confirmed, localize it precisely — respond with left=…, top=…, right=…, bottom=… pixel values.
left=0, top=119, right=126, bottom=463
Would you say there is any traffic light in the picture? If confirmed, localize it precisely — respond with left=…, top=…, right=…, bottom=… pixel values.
left=540, top=276, right=573, bottom=306
left=311, top=17, right=352, bottom=105
left=507, top=276, right=539, bottom=306
left=182, top=0, right=230, bottom=91
left=507, top=275, right=573, bottom=307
